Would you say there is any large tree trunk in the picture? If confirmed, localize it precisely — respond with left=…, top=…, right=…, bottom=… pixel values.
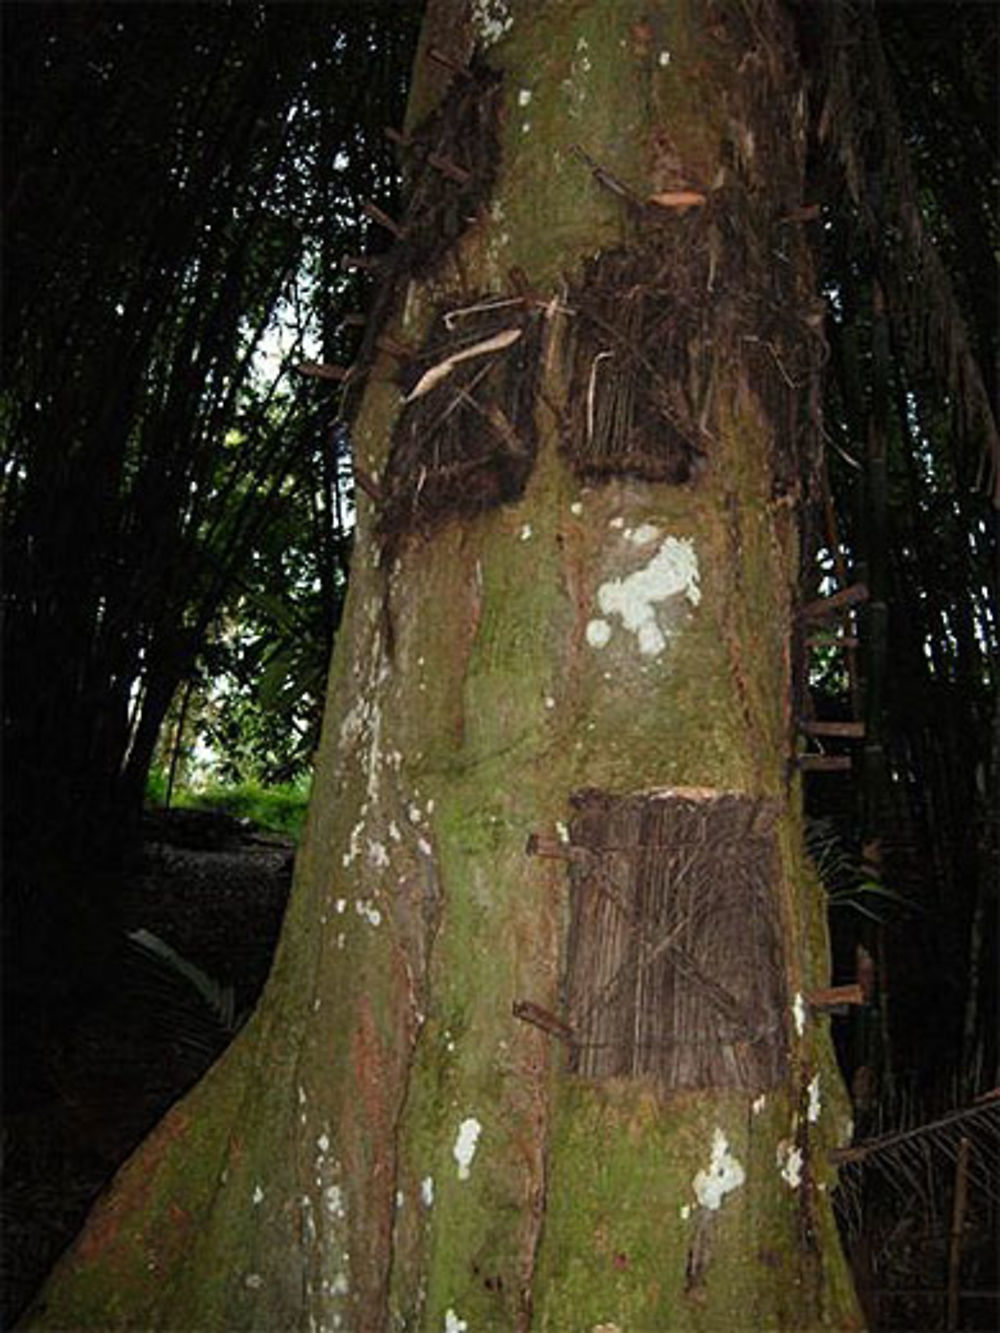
left=23, top=2, right=863, bottom=1329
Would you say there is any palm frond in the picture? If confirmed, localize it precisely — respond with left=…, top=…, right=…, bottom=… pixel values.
left=125, top=927, right=239, bottom=1037
left=833, top=1091, right=1000, bottom=1219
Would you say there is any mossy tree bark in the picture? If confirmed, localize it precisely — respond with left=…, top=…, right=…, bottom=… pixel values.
left=24, top=2, right=864, bottom=1329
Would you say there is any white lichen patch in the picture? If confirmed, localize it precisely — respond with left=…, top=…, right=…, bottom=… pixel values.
left=807, top=1073, right=821, bottom=1123
left=560, top=32, right=593, bottom=117
left=692, top=1128, right=745, bottom=1210
left=338, top=696, right=369, bottom=749
left=342, top=819, right=366, bottom=869
left=444, top=1310, right=468, bottom=1333
left=470, top=0, right=512, bottom=47
left=777, top=1140, right=804, bottom=1189
left=325, top=1185, right=346, bottom=1219
left=586, top=617, right=612, bottom=648
left=421, top=1175, right=435, bottom=1207
left=368, top=841, right=390, bottom=869
left=354, top=899, right=382, bottom=928
left=792, top=991, right=807, bottom=1036
left=593, top=536, right=701, bottom=658
left=453, top=1117, right=482, bottom=1180
left=244, top=1272, right=263, bottom=1290
left=627, top=522, right=661, bottom=546
left=365, top=702, right=384, bottom=801
left=301, top=1195, right=316, bottom=1243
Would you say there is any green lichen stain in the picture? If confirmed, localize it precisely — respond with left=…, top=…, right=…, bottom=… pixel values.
left=498, top=0, right=653, bottom=284
left=21, top=1021, right=297, bottom=1331
left=642, top=0, right=738, bottom=188
left=535, top=1084, right=760, bottom=1330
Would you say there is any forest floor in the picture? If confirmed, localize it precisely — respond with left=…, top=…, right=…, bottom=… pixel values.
left=1, top=808, right=293, bottom=1328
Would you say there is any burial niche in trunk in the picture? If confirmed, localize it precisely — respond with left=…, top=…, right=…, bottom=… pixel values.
left=563, top=787, right=787, bottom=1091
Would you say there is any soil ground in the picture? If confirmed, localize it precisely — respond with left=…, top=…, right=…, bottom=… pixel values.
left=1, top=808, right=293, bottom=1327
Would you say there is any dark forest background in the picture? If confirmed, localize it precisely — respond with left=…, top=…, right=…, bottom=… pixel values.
left=2, top=1, right=997, bottom=1327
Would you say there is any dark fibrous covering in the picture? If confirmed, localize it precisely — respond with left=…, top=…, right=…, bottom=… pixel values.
left=398, top=58, right=503, bottom=279
left=564, top=789, right=787, bottom=1093
left=378, top=297, right=544, bottom=542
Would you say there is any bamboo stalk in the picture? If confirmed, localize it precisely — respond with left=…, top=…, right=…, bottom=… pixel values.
left=798, top=719, right=866, bottom=738
left=807, top=983, right=865, bottom=1010
left=512, top=1000, right=575, bottom=1045
left=295, top=361, right=353, bottom=382
left=427, top=46, right=471, bottom=77
left=946, top=1136, right=971, bottom=1331
left=525, top=832, right=572, bottom=859
left=375, top=334, right=416, bottom=361
left=362, top=200, right=405, bottom=239
left=428, top=152, right=472, bottom=184
left=801, top=581, right=870, bottom=621
left=340, top=255, right=382, bottom=272
left=797, top=754, right=852, bottom=772
left=353, top=466, right=383, bottom=502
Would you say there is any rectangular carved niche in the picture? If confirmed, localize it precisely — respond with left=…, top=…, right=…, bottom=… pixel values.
left=378, top=300, right=542, bottom=545
left=563, top=788, right=787, bottom=1092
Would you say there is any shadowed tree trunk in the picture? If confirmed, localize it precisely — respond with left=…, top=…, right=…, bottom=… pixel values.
left=22, top=2, right=863, bottom=1329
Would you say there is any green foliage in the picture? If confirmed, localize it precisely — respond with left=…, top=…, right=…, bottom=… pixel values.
left=145, top=767, right=170, bottom=809
left=805, top=818, right=912, bottom=925
left=190, top=473, right=355, bottom=787
left=148, top=773, right=310, bottom=841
